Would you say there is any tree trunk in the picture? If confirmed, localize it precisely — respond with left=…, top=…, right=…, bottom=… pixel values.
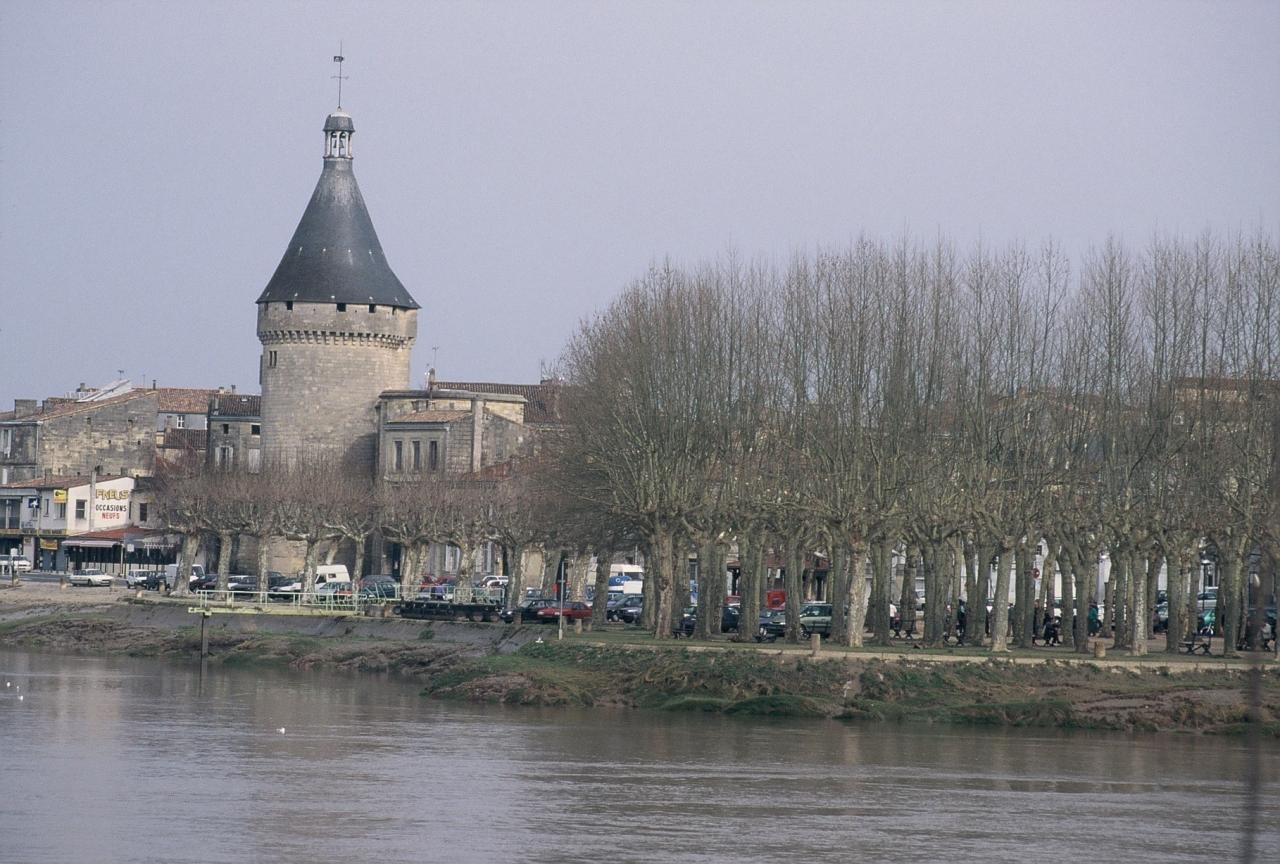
left=829, top=543, right=850, bottom=643
left=672, top=540, right=691, bottom=632
left=590, top=551, right=610, bottom=628
left=869, top=540, right=892, bottom=646
left=1219, top=549, right=1240, bottom=658
left=899, top=545, right=918, bottom=640
left=990, top=549, right=1012, bottom=652
left=174, top=533, right=196, bottom=598
left=973, top=543, right=993, bottom=647
left=651, top=529, right=676, bottom=639
left=784, top=538, right=804, bottom=643
left=1165, top=545, right=1185, bottom=653
left=302, top=539, right=322, bottom=594
left=709, top=542, right=727, bottom=636
left=735, top=534, right=762, bottom=643
left=1130, top=549, right=1148, bottom=656
left=1012, top=542, right=1027, bottom=647
left=920, top=542, right=939, bottom=646
left=504, top=544, right=525, bottom=611
left=1071, top=543, right=1095, bottom=654
left=695, top=537, right=715, bottom=640
left=352, top=538, right=366, bottom=588
left=256, top=534, right=271, bottom=597
left=1059, top=551, right=1075, bottom=650
left=844, top=543, right=869, bottom=647
left=215, top=531, right=233, bottom=592
left=1015, top=542, right=1035, bottom=648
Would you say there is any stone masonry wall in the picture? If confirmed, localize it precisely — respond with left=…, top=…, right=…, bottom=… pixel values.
left=39, top=393, right=159, bottom=478
left=258, top=301, right=417, bottom=470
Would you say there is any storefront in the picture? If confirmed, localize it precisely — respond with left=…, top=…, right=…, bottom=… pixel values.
left=61, top=527, right=178, bottom=575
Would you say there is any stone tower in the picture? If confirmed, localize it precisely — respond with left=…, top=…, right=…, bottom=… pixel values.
left=256, top=108, right=419, bottom=469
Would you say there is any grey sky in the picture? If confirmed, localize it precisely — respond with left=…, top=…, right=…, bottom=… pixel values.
left=2, top=1, right=1277, bottom=408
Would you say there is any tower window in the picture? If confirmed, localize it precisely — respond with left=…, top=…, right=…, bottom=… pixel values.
left=268, top=350, right=278, bottom=368
left=369, top=304, right=377, bottom=313
left=286, top=301, right=293, bottom=311
left=222, top=424, right=230, bottom=434
left=337, top=303, right=347, bottom=312
left=250, top=424, right=261, bottom=436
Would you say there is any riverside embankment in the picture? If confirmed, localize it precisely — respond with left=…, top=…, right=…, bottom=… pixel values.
left=2, top=583, right=1276, bottom=735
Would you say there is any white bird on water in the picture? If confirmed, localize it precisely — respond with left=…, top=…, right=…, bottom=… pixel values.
left=277, top=727, right=286, bottom=734
left=17, top=695, right=23, bottom=702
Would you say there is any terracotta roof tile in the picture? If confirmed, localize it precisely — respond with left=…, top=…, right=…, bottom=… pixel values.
left=159, top=428, right=208, bottom=450
left=154, top=387, right=222, bottom=414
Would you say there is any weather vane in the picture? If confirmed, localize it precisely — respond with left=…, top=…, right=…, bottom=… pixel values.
left=332, top=44, right=348, bottom=109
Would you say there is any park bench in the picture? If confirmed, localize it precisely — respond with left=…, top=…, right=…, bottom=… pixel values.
left=1180, top=636, right=1211, bottom=655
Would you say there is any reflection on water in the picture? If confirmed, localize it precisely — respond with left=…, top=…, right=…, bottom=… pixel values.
left=0, top=649, right=1274, bottom=863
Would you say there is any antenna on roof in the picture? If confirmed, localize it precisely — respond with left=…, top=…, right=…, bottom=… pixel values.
left=332, top=45, right=348, bottom=109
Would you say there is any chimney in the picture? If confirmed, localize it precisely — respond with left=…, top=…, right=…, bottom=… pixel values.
left=426, top=368, right=437, bottom=392
left=13, top=399, right=37, bottom=418
left=231, top=384, right=236, bottom=394
left=152, top=379, right=157, bottom=390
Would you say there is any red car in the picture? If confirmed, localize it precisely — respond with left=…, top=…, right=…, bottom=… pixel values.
left=535, top=601, right=592, bottom=622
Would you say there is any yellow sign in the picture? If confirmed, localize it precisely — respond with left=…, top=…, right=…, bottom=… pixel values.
left=40, top=539, right=58, bottom=551
left=53, top=490, right=67, bottom=503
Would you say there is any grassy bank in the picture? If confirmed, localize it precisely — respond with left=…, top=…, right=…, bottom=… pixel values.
left=2, top=609, right=1276, bottom=735
left=424, top=640, right=1280, bottom=735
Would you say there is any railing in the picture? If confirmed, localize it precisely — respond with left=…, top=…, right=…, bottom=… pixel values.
left=191, top=587, right=396, bottom=613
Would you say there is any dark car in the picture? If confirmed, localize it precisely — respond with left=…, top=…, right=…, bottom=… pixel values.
left=191, top=573, right=221, bottom=591
left=359, top=580, right=398, bottom=600
left=608, top=594, right=644, bottom=623
left=674, top=604, right=741, bottom=636
left=228, top=576, right=260, bottom=595
left=757, top=602, right=831, bottom=641
left=143, top=571, right=172, bottom=591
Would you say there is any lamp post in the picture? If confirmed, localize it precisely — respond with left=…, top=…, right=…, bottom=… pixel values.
left=557, top=555, right=566, bottom=641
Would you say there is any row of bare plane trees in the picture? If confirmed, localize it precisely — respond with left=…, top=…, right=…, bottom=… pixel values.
left=552, top=232, right=1280, bottom=655
left=150, top=232, right=1278, bottom=657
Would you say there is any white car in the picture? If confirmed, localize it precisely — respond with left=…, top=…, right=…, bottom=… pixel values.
left=69, top=569, right=112, bottom=587
left=0, top=554, right=32, bottom=573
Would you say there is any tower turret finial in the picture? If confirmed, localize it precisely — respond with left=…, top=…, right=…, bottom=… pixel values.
left=332, top=45, right=348, bottom=109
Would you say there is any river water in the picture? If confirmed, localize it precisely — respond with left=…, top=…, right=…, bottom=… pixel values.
left=0, top=649, right=1274, bottom=864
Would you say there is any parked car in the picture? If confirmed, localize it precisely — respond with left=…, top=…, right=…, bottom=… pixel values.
left=607, top=594, right=644, bottom=622
left=143, top=571, right=172, bottom=591
left=125, top=569, right=158, bottom=588
left=617, top=597, right=646, bottom=624
left=1196, top=589, right=1218, bottom=612
left=757, top=608, right=787, bottom=641
left=798, top=602, right=833, bottom=637
left=674, top=603, right=741, bottom=636
left=534, top=601, right=592, bottom=623
left=500, top=598, right=560, bottom=623
left=69, top=569, right=112, bottom=587
left=315, top=580, right=353, bottom=597
left=359, top=581, right=398, bottom=600
left=228, top=576, right=260, bottom=595
left=0, top=554, right=33, bottom=573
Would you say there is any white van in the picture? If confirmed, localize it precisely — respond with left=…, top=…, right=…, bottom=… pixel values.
left=164, top=563, right=206, bottom=589
left=609, top=564, right=644, bottom=595
left=313, top=564, right=351, bottom=585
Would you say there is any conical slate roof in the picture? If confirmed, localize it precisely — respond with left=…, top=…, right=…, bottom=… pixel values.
left=256, top=112, right=418, bottom=309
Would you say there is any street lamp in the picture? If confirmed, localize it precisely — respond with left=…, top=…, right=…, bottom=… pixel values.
left=557, top=556, right=566, bottom=641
